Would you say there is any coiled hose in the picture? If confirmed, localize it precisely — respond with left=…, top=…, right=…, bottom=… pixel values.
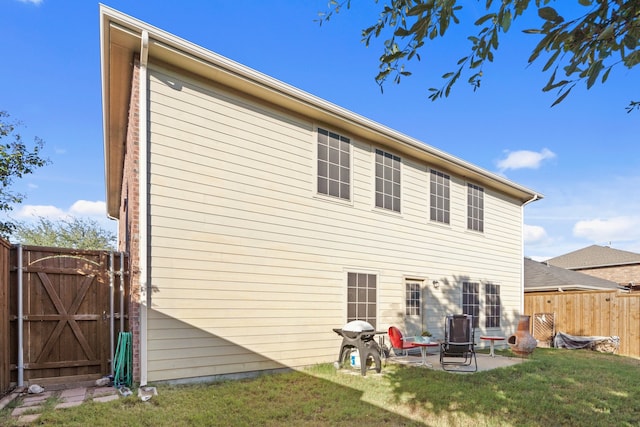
left=113, top=331, right=132, bottom=388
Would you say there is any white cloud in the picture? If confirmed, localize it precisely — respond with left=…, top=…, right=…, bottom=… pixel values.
left=523, top=224, right=548, bottom=244
left=524, top=176, right=640, bottom=259
left=573, top=216, right=640, bottom=244
left=16, top=205, right=67, bottom=219
left=17, top=0, right=43, bottom=5
left=69, top=200, right=107, bottom=216
left=14, top=201, right=116, bottom=234
left=497, top=148, right=556, bottom=172
left=16, top=200, right=107, bottom=219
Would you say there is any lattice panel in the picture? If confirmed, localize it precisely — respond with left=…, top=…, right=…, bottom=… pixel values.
left=533, top=312, right=555, bottom=347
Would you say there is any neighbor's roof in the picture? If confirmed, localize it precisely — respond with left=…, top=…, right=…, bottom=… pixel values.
left=99, top=5, right=542, bottom=219
left=546, top=245, right=640, bottom=270
left=524, top=257, right=621, bottom=292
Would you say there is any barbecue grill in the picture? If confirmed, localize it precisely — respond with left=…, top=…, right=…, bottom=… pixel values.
left=332, top=320, right=382, bottom=376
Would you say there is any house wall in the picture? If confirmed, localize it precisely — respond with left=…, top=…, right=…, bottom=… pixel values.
left=574, top=264, right=640, bottom=287
left=119, top=57, right=142, bottom=381
left=141, top=63, right=526, bottom=382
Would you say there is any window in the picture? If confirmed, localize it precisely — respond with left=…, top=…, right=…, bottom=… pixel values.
left=462, top=281, right=479, bottom=328
left=375, top=149, right=401, bottom=212
left=467, top=183, right=484, bottom=232
left=430, top=170, right=450, bottom=224
left=347, top=273, right=377, bottom=328
left=317, top=128, right=350, bottom=200
left=405, top=281, right=421, bottom=316
left=485, top=283, right=501, bottom=328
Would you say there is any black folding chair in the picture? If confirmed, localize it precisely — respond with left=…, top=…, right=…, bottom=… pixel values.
left=439, top=314, right=477, bottom=372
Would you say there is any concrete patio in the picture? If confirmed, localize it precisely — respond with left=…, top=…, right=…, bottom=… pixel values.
left=388, top=351, right=527, bottom=372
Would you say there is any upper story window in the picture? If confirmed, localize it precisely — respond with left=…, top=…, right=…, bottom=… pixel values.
left=375, top=149, right=401, bottom=212
left=485, top=283, right=501, bottom=328
left=462, top=281, right=480, bottom=328
left=430, top=170, right=450, bottom=224
left=467, top=183, right=484, bottom=232
left=317, top=128, right=350, bottom=200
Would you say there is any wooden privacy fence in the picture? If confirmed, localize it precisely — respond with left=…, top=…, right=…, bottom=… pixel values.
left=0, top=239, right=10, bottom=394
left=0, top=244, right=129, bottom=394
left=525, top=290, right=640, bottom=359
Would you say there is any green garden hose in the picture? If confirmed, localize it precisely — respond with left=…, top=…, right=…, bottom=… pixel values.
left=113, top=331, right=132, bottom=388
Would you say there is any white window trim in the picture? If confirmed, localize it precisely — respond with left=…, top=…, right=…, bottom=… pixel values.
left=371, top=146, right=403, bottom=215
left=313, top=126, right=354, bottom=206
left=342, top=268, right=380, bottom=327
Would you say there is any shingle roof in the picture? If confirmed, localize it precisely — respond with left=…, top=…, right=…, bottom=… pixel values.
left=524, top=257, right=621, bottom=292
left=546, top=245, right=640, bottom=270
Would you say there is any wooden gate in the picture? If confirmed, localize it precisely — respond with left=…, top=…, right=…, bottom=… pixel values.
left=8, top=246, right=128, bottom=388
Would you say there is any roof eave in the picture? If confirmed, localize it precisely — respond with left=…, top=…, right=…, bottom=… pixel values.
left=100, top=5, right=542, bottom=219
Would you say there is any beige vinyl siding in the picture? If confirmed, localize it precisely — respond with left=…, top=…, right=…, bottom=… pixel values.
left=145, top=64, right=525, bottom=381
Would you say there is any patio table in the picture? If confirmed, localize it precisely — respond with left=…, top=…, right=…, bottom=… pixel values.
left=480, top=336, right=505, bottom=357
left=412, top=341, right=440, bottom=367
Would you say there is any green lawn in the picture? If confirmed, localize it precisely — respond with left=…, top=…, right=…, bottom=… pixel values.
left=2, top=348, right=639, bottom=426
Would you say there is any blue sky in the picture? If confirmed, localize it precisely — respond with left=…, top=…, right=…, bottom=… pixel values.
left=1, top=0, right=639, bottom=260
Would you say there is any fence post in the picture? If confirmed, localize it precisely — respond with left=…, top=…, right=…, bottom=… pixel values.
left=0, top=239, right=10, bottom=393
left=17, top=244, right=23, bottom=387
left=109, top=251, right=115, bottom=377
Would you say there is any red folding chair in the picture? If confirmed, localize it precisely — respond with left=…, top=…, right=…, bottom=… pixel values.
left=388, top=326, right=421, bottom=357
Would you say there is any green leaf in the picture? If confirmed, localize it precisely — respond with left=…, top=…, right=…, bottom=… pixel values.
left=407, top=3, right=431, bottom=17
left=578, top=0, right=592, bottom=5
left=551, top=85, right=574, bottom=107
left=474, top=13, right=495, bottom=26
left=597, top=25, right=614, bottom=41
left=542, top=49, right=561, bottom=72
left=501, top=9, right=512, bottom=32
left=626, top=101, right=640, bottom=113
left=439, top=13, right=450, bottom=35
left=490, top=29, right=499, bottom=49
left=542, top=69, right=558, bottom=92
left=623, top=51, right=640, bottom=68
left=623, top=34, right=637, bottom=50
left=538, top=7, right=559, bottom=22
left=586, top=60, right=603, bottom=89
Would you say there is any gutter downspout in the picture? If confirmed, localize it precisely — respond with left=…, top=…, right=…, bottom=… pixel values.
left=521, top=194, right=541, bottom=313
left=120, top=252, right=125, bottom=333
left=139, top=30, right=149, bottom=387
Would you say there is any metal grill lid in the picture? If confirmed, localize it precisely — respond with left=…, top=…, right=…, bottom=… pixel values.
left=342, top=320, right=374, bottom=332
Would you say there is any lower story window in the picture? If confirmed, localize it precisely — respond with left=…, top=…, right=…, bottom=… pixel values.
left=462, top=281, right=480, bottom=328
left=405, top=281, right=421, bottom=316
left=485, top=283, right=501, bottom=328
left=347, top=272, right=377, bottom=328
